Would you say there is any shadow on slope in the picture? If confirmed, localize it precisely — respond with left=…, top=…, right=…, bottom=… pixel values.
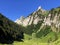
left=0, top=13, right=24, bottom=44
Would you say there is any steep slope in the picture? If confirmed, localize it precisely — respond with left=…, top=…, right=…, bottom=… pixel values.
left=15, top=6, right=60, bottom=43
left=15, top=6, right=46, bottom=26
left=0, top=14, right=24, bottom=44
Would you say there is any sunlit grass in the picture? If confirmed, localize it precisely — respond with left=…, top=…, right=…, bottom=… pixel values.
left=13, top=40, right=56, bottom=45
left=0, top=38, right=60, bottom=45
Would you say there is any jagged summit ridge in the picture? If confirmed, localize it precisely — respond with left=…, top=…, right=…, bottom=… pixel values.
left=15, top=7, right=60, bottom=32
left=15, top=16, right=25, bottom=25
left=37, top=6, right=42, bottom=10
left=15, top=6, right=46, bottom=26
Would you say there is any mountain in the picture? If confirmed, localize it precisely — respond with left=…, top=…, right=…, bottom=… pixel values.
left=0, top=14, right=24, bottom=44
left=15, top=6, right=60, bottom=44
left=15, top=6, right=60, bottom=35
left=15, top=6, right=60, bottom=32
left=15, top=6, right=46, bottom=26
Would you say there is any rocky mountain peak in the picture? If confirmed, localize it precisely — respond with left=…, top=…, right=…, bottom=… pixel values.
left=15, top=16, right=25, bottom=25
left=15, top=7, right=60, bottom=31
left=37, top=6, right=42, bottom=10
left=15, top=6, right=46, bottom=26
left=20, top=16, right=25, bottom=20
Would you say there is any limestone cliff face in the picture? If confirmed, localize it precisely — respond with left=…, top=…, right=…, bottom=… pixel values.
left=15, top=7, right=60, bottom=32
left=15, top=6, right=46, bottom=26
left=42, top=7, right=60, bottom=32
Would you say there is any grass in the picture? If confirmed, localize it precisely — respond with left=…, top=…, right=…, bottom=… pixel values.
left=0, top=30, right=60, bottom=45
left=13, top=40, right=54, bottom=45
left=0, top=37, right=60, bottom=45
left=13, top=40, right=58, bottom=45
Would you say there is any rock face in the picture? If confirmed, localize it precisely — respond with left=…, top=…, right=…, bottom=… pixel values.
left=15, top=6, right=46, bottom=26
left=0, top=14, right=24, bottom=44
left=15, top=6, right=60, bottom=32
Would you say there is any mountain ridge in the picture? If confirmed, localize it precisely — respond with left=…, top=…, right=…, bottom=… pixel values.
left=15, top=6, right=60, bottom=31
left=15, top=6, right=60, bottom=40
left=15, top=6, right=46, bottom=26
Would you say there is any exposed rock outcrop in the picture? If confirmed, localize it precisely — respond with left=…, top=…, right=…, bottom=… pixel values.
left=15, top=6, right=60, bottom=33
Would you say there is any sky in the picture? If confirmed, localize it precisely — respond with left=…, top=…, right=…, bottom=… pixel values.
left=0, top=0, right=60, bottom=21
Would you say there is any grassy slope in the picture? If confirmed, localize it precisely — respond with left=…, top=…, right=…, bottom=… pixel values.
left=13, top=32, right=60, bottom=45
left=1, top=32, right=60, bottom=45
left=13, top=33, right=60, bottom=45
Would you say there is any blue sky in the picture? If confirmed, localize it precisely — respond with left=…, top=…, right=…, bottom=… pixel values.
left=0, top=0, right=60, bottom=21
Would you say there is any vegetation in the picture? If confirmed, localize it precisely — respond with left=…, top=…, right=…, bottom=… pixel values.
left=0, top=7, right=60, bottom=45
left=0, top=13, right=24, bottom=44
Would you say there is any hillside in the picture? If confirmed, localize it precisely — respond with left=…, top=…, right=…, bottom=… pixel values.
left=15, top=6, right=60, bottom=45
left=0, top=13, right=24, bottom=44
